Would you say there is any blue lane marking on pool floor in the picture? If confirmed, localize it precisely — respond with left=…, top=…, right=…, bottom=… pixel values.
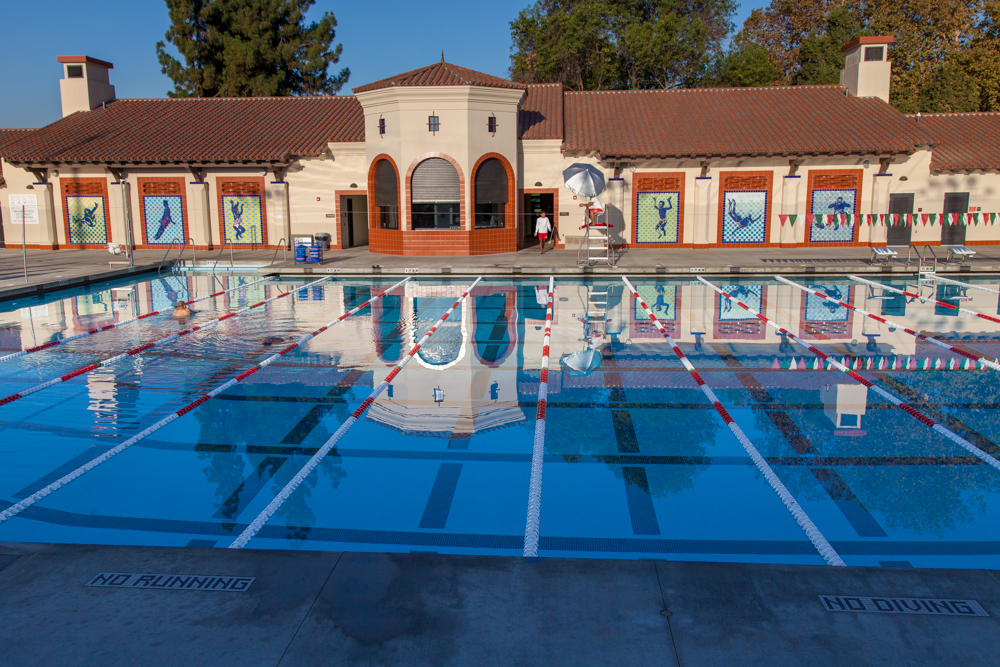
left=419, top=463, right=464, bottom=529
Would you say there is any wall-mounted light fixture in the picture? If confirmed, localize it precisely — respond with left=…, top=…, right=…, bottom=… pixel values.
left=378, top=115, right=385, bottom=137
left=488, top=114, right=497, bottom=136
left=534, top=181, right=542, bottom=187
left=258, top=169, right=267, bottom=176
left=629, top=164, right=636, bottom=173
left=433, top=386, right=445, bottom=404
left=350, top=183, right=358, bottom=188
left=863, top=160, right=871, bottom=169
left=51, top=170, right=59, bottom=177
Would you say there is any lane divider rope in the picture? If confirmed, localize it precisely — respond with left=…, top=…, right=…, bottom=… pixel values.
left=0, top=277, right=329, bottom=407
left=0, top=276, right=272, bottom=363
left=624, top=277, right=845, bottom=567
left=849, top=275, right=1000, bottom=325
left=930, top=274, right=1000, bottom=297
left=0, top=277, right=410, bottom=527
left=228, top=276, right=484, bottom=549
left=523, top=276, right=554, bottom=561
left=699, top=276, right=1000, bottom=473
left=776, top=276, right=1000, bottom=371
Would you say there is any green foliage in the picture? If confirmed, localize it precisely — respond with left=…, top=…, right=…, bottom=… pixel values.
left=709, top=36, right=780, bottom=87
left=509, top=0, right=737, bottom=90
left=793, top=5, right=864, bottom=85
left=157, top=0, right=349, bottom=98
left=919, top=61, right=981, bottom=112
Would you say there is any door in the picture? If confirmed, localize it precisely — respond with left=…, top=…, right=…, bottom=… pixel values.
left=346, top=198, right=355, bottom=248
left=941, top=192, right=969, bottom=245
left=886, top=193, right=914, bottom=246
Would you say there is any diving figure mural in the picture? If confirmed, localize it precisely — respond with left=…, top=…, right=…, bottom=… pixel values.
left=73, top=202, right=99, bottom=228
left=230, top=199, right=246, bottom=241
left=654, top=197, right=673, bottom=239
left=727, top=199, right=761, bottom=229
left=154, top=203, right=174, bottom=240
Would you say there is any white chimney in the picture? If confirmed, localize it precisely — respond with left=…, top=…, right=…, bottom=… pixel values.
left=839, top=36, right=893, bottom=103
left=57, top=55, right=116, bottom=117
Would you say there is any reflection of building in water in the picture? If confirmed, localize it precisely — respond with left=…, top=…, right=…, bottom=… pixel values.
left=368, top=282, right=523, bottom=440
left=821, top=382, right=868, bottom=433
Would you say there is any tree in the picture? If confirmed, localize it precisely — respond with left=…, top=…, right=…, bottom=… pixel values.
left=793, top=4, right=865, bottom=85
left=709, top=36, right=780, bottom=87
left=742, top=0, right=841, bottom=84
left=509, top=0, right=736, bottom=90
left=157, top=0, right=349, bottom=98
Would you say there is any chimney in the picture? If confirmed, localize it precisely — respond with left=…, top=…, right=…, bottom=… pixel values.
left=839, top=36, right=893, bottom=103
left=57, top=55, right=115, bottom=117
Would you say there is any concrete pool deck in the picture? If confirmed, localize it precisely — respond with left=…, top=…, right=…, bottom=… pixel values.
left=0, top=543, right=998, bottom=666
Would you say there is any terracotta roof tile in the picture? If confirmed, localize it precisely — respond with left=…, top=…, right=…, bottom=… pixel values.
left=353, top=61, right=523, bottom=94
left=518, top=83, right=563, bottom=140
left=563, top=86, right=930, bottom=158
left=0, top=97, right=364, bottom=164
left=911, top=113, right=1000, bottom=171
left=0, top=128, right=36, bottom=153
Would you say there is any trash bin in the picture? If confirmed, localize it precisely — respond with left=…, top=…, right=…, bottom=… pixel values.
left=314, top=233, right=332, bottom=250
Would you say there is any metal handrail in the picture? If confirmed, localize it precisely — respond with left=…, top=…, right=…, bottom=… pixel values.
left=923, top=244, right=938, bottom=273
left=210, top=241, right=235, bottom=291
left=157, top=239, right=183, bottom=277
left=906, top=243, right=923, bottom=269
left=269, top=238, right=287, bottom=266
left=186, top=237, right=197, bottom=267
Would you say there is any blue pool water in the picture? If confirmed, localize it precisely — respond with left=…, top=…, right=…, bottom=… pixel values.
left=1, top=272, right=1000, bottom=568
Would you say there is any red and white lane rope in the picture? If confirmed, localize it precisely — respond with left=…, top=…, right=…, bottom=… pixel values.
left=777, top=276, right=1000, bottom=372
left=229, top=276, right=483, bottom=549
left=624, top=277, right=845, bottom=567
left=699, top=276, right=1000, bottom=473
left=0, top=276, right=328, bottom=408
left=523, top=276, right=554, bottom=561
left=931, top=274, right=1000, bottom=297
left=0, top=277, right=410, bottom=527
left=850, top=275, right=1000, bottom=326
left=0, top=276, right=272, bottom=363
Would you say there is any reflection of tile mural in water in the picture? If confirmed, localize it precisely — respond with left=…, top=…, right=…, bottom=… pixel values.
left=222, top=195, right=262, bottom=244
left=67, top=196, right=107, bottom=244
left=634, top=285, right=676, bottom=321
left=142, top=195, right=185, bottom=244
left=805, top=284, right=850, bottom=321
left=151, top=277, right=187, bottom=312
left=721, top=191, right=767, bottom=244
left=809, top=189, right=857, bottom=242
left=635, top=192, right=680, bottom=243
left=718, top=285, right=761, bottom=321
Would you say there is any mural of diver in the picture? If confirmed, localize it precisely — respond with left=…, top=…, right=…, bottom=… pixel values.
left=727, top=199, right=761, bottom=229
left=653, top=285, right=671, bottom=315
left=816, top=196, right=853, bottom=230
left=73, top=202, right=100, bottom=229
left=807, top=284, right=848, bottom=314
left=153, top=202, right=175, bottom=240
left=230, top=199, right=246, bottom=241
left=654, top=197, right=673, bottom=238
left=722, top=285, right=758, bottom=313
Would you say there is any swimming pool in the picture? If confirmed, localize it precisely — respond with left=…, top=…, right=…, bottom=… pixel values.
left=1, top=271, right=999, bottom=568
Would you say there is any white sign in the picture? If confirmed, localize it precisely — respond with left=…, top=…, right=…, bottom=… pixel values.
left=8, top=194, right=38, bottom=224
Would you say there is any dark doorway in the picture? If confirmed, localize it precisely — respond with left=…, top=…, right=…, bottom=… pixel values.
left=346, top=198, right=355, bottom=248
left=941, top=192, right=970, bottom=245
left=522, top=193, right=555, bottom=248
left=887, top=193, right=914, bottom=246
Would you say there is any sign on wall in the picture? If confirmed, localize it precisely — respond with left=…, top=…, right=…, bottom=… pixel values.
left=7, top=194, right=38, bottom=224
left=66, top=195, right=108, bottom=245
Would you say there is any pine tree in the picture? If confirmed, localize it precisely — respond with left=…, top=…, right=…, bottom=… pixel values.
left=156, top=0, right=349, bottom=97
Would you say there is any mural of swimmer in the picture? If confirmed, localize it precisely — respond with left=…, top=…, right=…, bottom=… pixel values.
left=810, top=188, right=858, bottom=242
left=636, top=191, right=680, bottom=243
left=222, top=194, right=263, bottom=244
left=141, top=195, right=185, bottom=245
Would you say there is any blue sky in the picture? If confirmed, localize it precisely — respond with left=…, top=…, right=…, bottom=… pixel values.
left=0, top=0, right=768, bottom=128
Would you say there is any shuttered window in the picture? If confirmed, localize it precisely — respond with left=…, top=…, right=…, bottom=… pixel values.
left=374, top=160, right=398, bottom=206
left=411, top=158, right=459, bottom=203
left=474, top=158, right=507, bottom=229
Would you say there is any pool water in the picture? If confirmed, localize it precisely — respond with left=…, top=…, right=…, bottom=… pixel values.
left=1, top=272, right=1000, bottom=568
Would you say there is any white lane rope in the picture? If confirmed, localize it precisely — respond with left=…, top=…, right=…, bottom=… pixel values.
left=931, top=274, right=1000, bottom=297
left=0, top=276, right=271, bottom=363
left=624, top=277, right=845, bottom=567
left=699, top=277, right=1000, bottom=473
left=849, top=275, right=1000, bottom=326
left=523, top=276, right=554, bottom=561
left=0, top=277, right=410, bottom=527
left=776, top=276, right=1000, bottom=371
left=0, top=277, right=328, bottom=407
left=228, top=276, right=484, bottom=549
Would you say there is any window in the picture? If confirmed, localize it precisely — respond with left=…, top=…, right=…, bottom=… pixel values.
left=411, top=158, right=460, bottom=230
left=487, top=116, right=497, bottom=134
left=474, top=157, right=507, bottom=229
left=378, top=118, right=386, bottom=136
left=67, top=65, right=83, bottom=78
left=864, top=46, right=884, bottom=62
left=373, top=159, right=399, bottom=230
left=427, top=115, right=440, bottom=133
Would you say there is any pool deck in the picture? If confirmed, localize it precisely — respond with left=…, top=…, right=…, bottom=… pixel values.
left=0, top=543, right=997, bottom=666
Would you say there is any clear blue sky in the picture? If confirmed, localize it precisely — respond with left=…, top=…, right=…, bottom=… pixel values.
left=0, top=0, right=768, bottom=129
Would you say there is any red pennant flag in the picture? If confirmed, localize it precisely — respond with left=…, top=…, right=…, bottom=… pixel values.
left=779, top=214, right=788, bottom=226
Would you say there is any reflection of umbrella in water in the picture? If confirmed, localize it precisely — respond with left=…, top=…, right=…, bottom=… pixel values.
left=562, top=348, right=602, bottom=376
left=562, top=163, right=606, bottom=198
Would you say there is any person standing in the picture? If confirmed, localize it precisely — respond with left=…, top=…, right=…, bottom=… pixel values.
left=535, top=210, right=552, bottom=253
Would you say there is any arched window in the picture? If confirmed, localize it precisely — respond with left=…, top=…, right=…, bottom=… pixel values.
left=411, top=158, right=460, bottom=230
left=373, top=159, right=399, bottom=230
left=474, top=158, right=508, bottom=229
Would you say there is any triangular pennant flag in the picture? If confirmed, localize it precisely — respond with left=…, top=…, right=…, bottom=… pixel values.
left=799, top=358, right=807, bottom=370
left=772, top=357, right=780, bottom=369
left=907, top=214, right=916, bottom=226
left=921, top=214, right=930, bottom=226
left=928, top=213, right=938, bottom=226
left=950, top=213, right=959, bottom=225
left=779, top=214, right=788, bottom=226
left=788, top=214, right=798, bottom=227
left=807, top=214, right=816, bottom=225
left=854, top=214, right=863, bottom=226
left=993, top=213, right=998, bottom=225
left=964, top=358, right=973, bottom=371
left=948, top=358, right=957, bottom=370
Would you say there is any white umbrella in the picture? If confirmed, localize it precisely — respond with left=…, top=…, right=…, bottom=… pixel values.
left=562, top=163, right=606, bottom=198
left=562, top=349, right=602, bottom=375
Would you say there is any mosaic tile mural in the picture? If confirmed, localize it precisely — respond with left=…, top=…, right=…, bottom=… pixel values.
left=142, top=195, right=185, bottom=245
left=809, top=189, right=857, bottom=242
left=718, top=284, right=762, bottom=321
left=634, top=285, right=677, bottom=321
left=721, top=191, right=767, bottom=244
left=222, top=195, right=262, bottom=244
left=66, top=196, right=107, bottom=245
left=805, top=284, right=850, bottom=321
left=635, top=192, right=680, bottom=243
